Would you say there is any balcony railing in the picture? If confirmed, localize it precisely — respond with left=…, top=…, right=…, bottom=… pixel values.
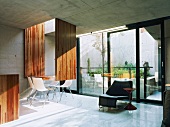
left=79, top=66, right=154, bottom=98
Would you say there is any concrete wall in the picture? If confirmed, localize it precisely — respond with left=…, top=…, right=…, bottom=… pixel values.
left=80, top=34, right=102, bottom=68
left=110, top=29, right=136, bottom=66
left=110, top=29, right=157, bottom=76
left=0, top=24, right=27, bottom=93
left=140, top=29, right=158, bottom=75
left=45, top=35, right=55, bottom=76
left=80, top=32, right=107, bottom=70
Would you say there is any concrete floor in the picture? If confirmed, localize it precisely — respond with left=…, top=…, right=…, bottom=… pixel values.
left=1, top=92, right=163, bottom=127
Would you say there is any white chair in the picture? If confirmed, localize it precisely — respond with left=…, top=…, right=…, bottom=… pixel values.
left=82, top=73, right=95, bottom=91
left=55, top=80, right=73, bottom=101
left=27, top=77, right=36, bottom=101
left=31, top=77, right=49, bottom=106
left=47, top=80, right=60, bottom=100
left=155, top=72, right=158, bottom=83
left=155, top=72, right=160, bottom=90
left=94, top=74, right=103, bottom=87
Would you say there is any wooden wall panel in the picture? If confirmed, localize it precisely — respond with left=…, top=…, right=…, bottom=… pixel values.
left=55, top=19, right=76, bottom=80
left=25, top=23, right=45, bottom=77
left=0, top=74, right=19, bottom=124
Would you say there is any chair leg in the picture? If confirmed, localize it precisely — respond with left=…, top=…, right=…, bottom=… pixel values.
left=27, top=89, right=34, bottom=101
left=52, top=89, right=56, bottom=100
left=55, top=87, right=60, bottom=95
left=30, top=90, right=37, bottom=106
left=63, top=88, right=67, bottom=97
left=52, top=88, right=58, bottom=102
left=54, top=87, right=61, bottom=102
left=68, top=87, right=74, bottom=99
left=59, top=88, right=64, bottom=101
left=46, top=90, right=51, bottom=101
left=59, top=87, right=73, bottom=101
left=59, top=88, right=66, bottom=101
left=43, top=91, right=48, bottom=107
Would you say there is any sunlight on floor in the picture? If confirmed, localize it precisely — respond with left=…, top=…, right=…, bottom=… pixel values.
left=1, top=93, right=163, bottom=127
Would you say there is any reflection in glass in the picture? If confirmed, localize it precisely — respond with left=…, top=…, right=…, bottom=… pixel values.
left=110, top=29, right=136, bottom=99
left=79, top=32, right=108, bottom=96
left=140, top=25, right=161, bottom=101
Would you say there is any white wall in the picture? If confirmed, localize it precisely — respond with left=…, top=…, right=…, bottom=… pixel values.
left=45, top=19, right=55, bottom=34
left=80, top=33, right=107, bottom=69
left=0, top=24, right=27, bottom=93
left=140, top=29, right=157, bottom=75
left=110, top=30, right=136, bottom=66
left=45, top=35, right=55, bottom=76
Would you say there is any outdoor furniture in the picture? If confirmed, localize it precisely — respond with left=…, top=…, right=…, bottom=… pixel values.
left=31, top=77, right=50, bottom=106
left=82, top=73, right=95, bottom=90
left=99, top=80, right=132, bottom=109
left=94, top=74, right=103, bottom=86
left=27, top=76, right=36, bottom=101
left=46, top=80, right=60, bottom=101
left=55, top=80, right=73, bottom=101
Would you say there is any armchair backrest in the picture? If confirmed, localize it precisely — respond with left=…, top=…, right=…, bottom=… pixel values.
left=106, top=80, right=132, bottom=96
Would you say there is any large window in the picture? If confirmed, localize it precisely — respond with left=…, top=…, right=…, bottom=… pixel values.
left=110, top=29, right=136, bottom=98
left=78, top=21, right=164, bottom=103
left=79, top=33, right=108, bottom=96
left=139, top=25, right=161, bottom=101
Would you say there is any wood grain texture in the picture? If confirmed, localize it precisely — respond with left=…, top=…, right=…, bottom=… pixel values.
left=55, top=19, right=76, bottom=80
left=25, top=23, right=45, bottom=77
left=0, top=74, right=19, bottom=124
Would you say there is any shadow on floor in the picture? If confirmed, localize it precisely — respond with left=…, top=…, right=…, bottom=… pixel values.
left=99, top=102, right=128, bottom=113
left=20, top=105, right=37, bottom=116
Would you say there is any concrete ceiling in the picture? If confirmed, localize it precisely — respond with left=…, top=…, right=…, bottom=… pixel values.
left=0, top=0, right=170, bottom=35
left=145, top=25, right=160, bottom=40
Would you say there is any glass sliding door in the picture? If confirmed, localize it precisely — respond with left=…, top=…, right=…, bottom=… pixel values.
left=109, top=29, right=137, bottom=99
left=79, top=32, right=108, bottom=96
left=139, top=25, right=162, bottom=101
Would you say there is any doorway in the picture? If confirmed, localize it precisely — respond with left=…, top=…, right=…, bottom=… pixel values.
left=107, top=21, right=165, bottom=103
left=139, top=25, right=162, bottom=101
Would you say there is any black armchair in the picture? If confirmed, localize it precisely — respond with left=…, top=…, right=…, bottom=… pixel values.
left=99, top=80, right=132, bottom=109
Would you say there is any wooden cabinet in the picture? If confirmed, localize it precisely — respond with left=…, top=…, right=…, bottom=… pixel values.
left=0, top=74, right=19, bottom=124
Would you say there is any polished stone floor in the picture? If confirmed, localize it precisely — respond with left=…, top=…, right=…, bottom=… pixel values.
left=146, top=91, right=161, bottom=101
left=1, top=92, right=163, bottom=127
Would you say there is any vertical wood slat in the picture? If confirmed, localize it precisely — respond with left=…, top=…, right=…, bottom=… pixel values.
left=0, top=74, right=19, bottom=124
left=55, top=19, right=76, bottom=80
left=25, top=23, right=45, bottom=77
